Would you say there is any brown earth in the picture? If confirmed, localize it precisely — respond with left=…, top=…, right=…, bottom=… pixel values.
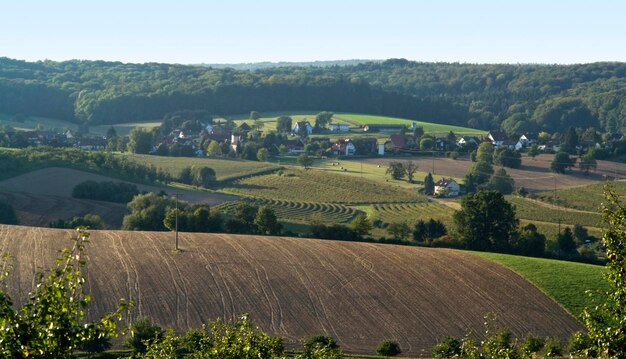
left=0, top=225, right=583, bottom=355
left=365, top=154, right=626, bottom=191
left=0, top=167, right=237, bottom=227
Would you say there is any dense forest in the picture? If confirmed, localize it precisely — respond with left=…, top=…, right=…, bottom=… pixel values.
left=0, top=57, right=624, bottom=134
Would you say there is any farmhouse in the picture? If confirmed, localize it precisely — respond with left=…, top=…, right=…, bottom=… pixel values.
left=332, top=138, right=356, bottom=156
left=385, top=134, right=416, bottom=151
left=363, top=124, right=406, bottom=133
left=487, top=130, right=507, bottom=147
left=292, top=121, right=313, bottom=135
left=434, top=178, right=460, bottom=197
left=329, top=123, right=350, bottom=132
left=457, top=135, right=480, bottom=147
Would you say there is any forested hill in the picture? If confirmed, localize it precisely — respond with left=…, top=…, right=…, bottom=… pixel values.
left=1, top=57, right=624, bottom=134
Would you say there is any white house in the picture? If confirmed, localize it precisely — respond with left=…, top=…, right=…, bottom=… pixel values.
left=457, top=136, right=480, bottom=147
left=329, top=123, right=350, bottom=132
left=487, top=131, right=507, bottom=147
left=332, top=139, right=356, bottom=156
left=434, top=178, right=460, bottom=197
left=292, top=121, right=313, bottom=135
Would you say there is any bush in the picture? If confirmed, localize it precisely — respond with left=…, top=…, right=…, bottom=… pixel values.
left=299, top=335, right=341, bottom=358
left=432, top=336, right=461, bottom=358
left=541, top=337, right=562, bottom=357
left=0, top=200, right=19, bottom=224
left=520, top=333, right=544, bottom=356
left=376, top=339, right=402, bottom=357
left=126, top=316, right=164, bottom=354
left=72, top=180, right=139, bottom=203
left=567, top=331, right=592, bottom=357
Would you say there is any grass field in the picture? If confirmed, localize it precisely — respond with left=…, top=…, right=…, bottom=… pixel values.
left=222, top=168, right=423, bottom=204
left=507, top=196, right=603, bottom=228
left=0, top=113, right=78, bottom=131
left=90, top=121, right=161, bottom=136
left=119, top=153, right=279, bottom=181
left=535, top=180, right=626, bottom=212
left=475, top=252, right=608, bottom=317
left=229, top=111, right=485, bottom=135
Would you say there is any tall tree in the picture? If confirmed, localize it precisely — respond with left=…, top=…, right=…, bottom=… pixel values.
left=127, top=128, right=153, bottom=154
left=476, top=142, right=494, bottom=163
left=276, top=116, right=293, bottom=133
left=297, top=154, right=313, bottom=169
left=561, top=127, right=579, bottom=154
left=386, top=162, right=405, bottom=180
left=314, top=111, right=333, bottom=130
left=488, top=168, right=515, bottom=194
left=403, top=161, right=418, bottom=183
left=424, top=172, right=435, bottom=195
left=453, top=190, right=518, bottom=252
left=579, top=153, right=597, bottom=174
left=550, top=152, right=576, bottom=173
left=254, top=206, right=282, bottom=235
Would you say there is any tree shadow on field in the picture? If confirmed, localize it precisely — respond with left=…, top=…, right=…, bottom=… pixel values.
left=226, top=183, right=275, bottom=191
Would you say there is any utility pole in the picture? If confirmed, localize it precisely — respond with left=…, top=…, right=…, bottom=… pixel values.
left=432, top=151, right=435, bottom=175
left=174, top=194, right=179, bottom=251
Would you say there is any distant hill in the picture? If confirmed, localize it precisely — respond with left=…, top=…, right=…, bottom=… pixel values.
left=0, top=56, right=624, bottom=134
left=0, top=225, right=583, bottom=355
left=200, top=59, right=380, bottom=70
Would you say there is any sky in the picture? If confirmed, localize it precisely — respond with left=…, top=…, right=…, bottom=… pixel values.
left=1, top=0, right=624, bottom=65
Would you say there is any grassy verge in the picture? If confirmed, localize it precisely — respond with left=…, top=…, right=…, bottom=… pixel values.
left=474, top=252, right=608, bottom=318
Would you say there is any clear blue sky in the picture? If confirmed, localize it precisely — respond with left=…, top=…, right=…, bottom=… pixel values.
left=1, top=0, right=624, bottom=64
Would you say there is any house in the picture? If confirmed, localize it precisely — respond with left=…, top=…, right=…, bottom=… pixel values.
left=487, top=131, right=507, bottom=147
left=281, top=139, right=305, bottom=154
left=329, top=123, right=350, bottom=132
left=76, top=137, right=107, bottom=151
left=502, top=139, right=517, bottom=150
left=385, top=134, right=416, bottom=151
left=230, top=135, right=243, bottom=152
left=457, top=136, right=480, bottom=147
left=207, top=126, right=232, bottom=143
left=434, top=178, right=460, bottom=197
left=332, top=139, right=356, bottom=156
left=362, top=124, right=406, bottom=133
left=292, top=121, right=313, bottom=135
left=237, top=123, right=252, bottom=132
left=434, top=138, right=447, bottom=151
left=538, top=139, right=561, bottom=153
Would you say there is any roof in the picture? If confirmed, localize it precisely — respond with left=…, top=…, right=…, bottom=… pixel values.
left=365, top=124, right=406, bottom=129
left=488, top=131, right=507, bottom=142
left=435, top=178, right=458, bottom=187
left=238, top=123, right=251, bottom=131
left=387, top=134, right=414, bottom=148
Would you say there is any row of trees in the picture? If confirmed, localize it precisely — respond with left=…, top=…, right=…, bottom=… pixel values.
left=121, top=193, right=282, bottom=236
left=72, top=180, right=140, bottom=203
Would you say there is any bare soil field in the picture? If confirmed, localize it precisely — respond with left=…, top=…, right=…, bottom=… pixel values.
left=365, top=154, right=626, bottom=191
left=0, top=191, right=127, bottom=228
left=0, top=225, right=582, bottom=355
left=0, top=167, right=237, bottom=204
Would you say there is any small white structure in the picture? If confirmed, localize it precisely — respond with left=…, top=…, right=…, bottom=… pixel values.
left=434, top=178, right=460, bottom=197
left=329, top=123, right=350, bottom=132
left=378, top=143, right=385, bottom=156
left=292, top=121, right=313, bottom=135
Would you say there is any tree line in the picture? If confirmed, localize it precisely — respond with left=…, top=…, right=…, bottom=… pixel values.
left=1, top=57, right=624, bottom=133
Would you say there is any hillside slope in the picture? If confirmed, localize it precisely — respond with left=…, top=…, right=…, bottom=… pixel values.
left=0, top=225, right=582, bottom=354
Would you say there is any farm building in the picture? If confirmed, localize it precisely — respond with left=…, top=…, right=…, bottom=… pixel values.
left=332, top=138, right=356, bottom=156
left=329, top=123, right=350, bottom=132
left=385, top=134, right=416, bottom=151
left=292, top=121, right=313, bottom=135
left=434, top=178, right=460, bottom=197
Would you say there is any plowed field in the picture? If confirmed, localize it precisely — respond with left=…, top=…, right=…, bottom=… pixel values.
left=0, top=225, right=582, bottom=355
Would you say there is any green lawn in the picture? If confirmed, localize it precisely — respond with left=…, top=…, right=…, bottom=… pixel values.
left=474, top=252, right=608, bottom=317
left=118, top=153, right=279, bottom=181
left=228, top=111, right=485, bottom=135
left=536, top=180, right=626, bottom=212
left=221, top=168, right=423, bottom=204
left=507, top=196, right=602, bottom=228
left=90, top=121, right=161, bottom=136
left=0, top=113, right=78, bottom=132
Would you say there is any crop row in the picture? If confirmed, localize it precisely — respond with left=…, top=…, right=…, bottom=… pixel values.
left=371, top=202, right=455, bottom=225
left=214, top=198, right=362, bottom=224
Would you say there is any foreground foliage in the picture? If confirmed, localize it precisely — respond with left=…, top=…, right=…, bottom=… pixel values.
left=582, top=185, right=626, bottom=357
left=0, top=230, right=128, bottom=358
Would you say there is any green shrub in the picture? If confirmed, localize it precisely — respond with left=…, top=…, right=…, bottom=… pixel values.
left=376, top=339, right=402, bottom=357
left=519, top=333, right=544, bottom=356
left=126, top=316, right=164, bottom=354
left=541, top=337, right=562, bottom=357
left=567, top=331, right=592, bottom=357
left=432, top=336, right=461, bottom=358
